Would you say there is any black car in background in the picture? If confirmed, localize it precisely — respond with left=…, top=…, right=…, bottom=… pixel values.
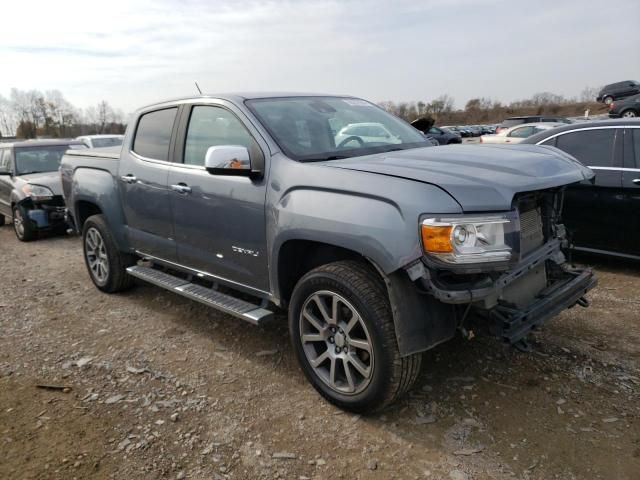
left=522, top=119, right=640, bottom=260
left=496, top=115, right=572, bottom=133
left=425, top=126, right=462, bottom=145
left=609, top=93, right=640, bottom=118
left=597, top=81, right=640, bottom=105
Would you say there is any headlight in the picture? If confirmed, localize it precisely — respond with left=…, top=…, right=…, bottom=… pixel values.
left=22, top=184, right=54, bottom=201
left=421, top=214, right=515, bottom=264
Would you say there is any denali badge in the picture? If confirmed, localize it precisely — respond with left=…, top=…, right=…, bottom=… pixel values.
left=232, top=246, right=260, bottom=257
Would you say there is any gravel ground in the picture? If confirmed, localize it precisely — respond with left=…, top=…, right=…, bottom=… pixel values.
left=1, top=225, right=638, bottom=480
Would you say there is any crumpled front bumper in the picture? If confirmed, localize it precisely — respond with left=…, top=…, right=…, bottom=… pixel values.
left=419, top=238, right=597, bottom=344
left=489, top=267, right=596, bottom=344
left=17, top=196, right=67, bottom=230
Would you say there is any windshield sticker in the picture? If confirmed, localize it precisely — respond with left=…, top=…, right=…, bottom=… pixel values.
left=343, top=99, right=371, bottom=107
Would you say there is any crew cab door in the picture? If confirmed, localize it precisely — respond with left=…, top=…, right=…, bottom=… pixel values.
left=550, top=127, right=623, bottom=253
left=167, top=102, right=270, bottom=294
left=118, top=107, right=179, bottom=261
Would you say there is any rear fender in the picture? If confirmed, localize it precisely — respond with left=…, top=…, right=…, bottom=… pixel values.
left=71, top=168, right=130, bottom=250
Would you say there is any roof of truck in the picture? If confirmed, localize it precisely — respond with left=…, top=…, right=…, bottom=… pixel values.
left=138, top=92, right=353, bottom=110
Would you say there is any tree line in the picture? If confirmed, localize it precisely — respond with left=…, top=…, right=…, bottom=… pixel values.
left=0, top=88, right=126, bottom=139
left=378, top=86, right=605, bottom=125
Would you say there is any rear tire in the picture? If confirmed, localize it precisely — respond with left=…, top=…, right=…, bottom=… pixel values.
left=603, top=96, right=614, bottom=105
left=621, top=109, right=637, bottom=118
left=289, top=260, right=422, bottom=413
left=82, top=214, right=136, bottom=293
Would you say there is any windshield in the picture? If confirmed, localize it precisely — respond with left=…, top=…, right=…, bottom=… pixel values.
left=246, top=96, right=430, bottom=161
left=92, top=137, right=123, bottom=148
left=15, top=145, right=83, bottom=175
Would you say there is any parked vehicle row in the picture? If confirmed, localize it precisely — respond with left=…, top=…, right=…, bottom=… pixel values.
left=495, top=116, right=572, bottom=134
left=480, top=122, right=563, bottom=144
left=442, top=125, right=497, bottom=137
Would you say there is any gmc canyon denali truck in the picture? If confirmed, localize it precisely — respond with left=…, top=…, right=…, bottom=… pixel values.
left=61, top=93, right=597, bottom=412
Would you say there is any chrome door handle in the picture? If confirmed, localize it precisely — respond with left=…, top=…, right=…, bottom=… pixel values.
left=121, top=175, right=137, bottom=184
left=171, top=184, right=192, bottom=195
left=633, top=179, right=640, bottom=185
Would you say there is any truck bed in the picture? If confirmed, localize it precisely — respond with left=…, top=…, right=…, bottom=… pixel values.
left=65, top=146, right=121, bottom=160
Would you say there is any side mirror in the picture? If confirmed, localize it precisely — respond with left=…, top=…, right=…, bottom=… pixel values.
left=204, top=145, right=261, bottom=178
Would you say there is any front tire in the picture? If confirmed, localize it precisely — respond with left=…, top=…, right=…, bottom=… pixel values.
left=621, top=109, right=637, bottom=118
left=82, top=214, right=136, bottom=293
left=289, top=261, right=422, bottom=413
left=13, top=206, right=36, bottom=242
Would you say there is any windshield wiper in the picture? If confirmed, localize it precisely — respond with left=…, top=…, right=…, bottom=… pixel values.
left=18, top=171, right=44, bottom=175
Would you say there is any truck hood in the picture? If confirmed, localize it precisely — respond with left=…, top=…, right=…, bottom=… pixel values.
left=17, top=171, right=63, bottom=196
left=321, top=144, right=594, bottom=211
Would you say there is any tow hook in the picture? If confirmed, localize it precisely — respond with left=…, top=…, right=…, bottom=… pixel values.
left=576, top=297, right=590, bottom=308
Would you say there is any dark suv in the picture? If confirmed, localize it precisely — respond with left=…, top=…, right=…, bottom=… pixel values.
left=609, top=93, right=640, bottom=118
left=496, top=116, right=572, bottom=133
left=597, top=81, right=640, bottom=105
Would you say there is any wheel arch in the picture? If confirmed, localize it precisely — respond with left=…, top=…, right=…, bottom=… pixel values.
left=69, top=168, right=130, bottom=251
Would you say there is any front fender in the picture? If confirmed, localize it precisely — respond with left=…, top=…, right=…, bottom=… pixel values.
left=268, top=175, right=462, bottom=301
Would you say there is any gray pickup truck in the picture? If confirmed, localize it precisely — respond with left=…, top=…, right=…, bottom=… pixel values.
left=61, top=93, right=596, bottom=412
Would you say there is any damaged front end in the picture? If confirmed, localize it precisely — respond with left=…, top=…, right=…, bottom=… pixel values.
left=16, top=193, right=67, bottom=232
left=414, top=187, right=596, bottom=348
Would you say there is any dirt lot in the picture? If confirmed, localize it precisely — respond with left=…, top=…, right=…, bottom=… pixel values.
left=0, top=226, right=638, bottom=480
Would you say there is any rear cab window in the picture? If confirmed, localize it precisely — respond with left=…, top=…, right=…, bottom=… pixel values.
left=132, top=108, right=178, bottom=161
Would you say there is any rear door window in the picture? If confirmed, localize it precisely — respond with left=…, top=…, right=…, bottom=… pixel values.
left=555, top=129, right=617, bottom=167
left=132, top=108, right=178, bottom=161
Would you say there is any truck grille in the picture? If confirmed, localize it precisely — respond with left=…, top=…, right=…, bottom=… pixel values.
left=520, top=207, right=544, bottom=257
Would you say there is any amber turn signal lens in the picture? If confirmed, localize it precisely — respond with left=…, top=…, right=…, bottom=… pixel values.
left=421, top=224, right=453, bottom=253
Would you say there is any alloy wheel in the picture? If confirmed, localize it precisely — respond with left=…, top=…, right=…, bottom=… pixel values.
left=85, top=227, right=110, bottom=284
left=299, top=290, right=374, bottom=395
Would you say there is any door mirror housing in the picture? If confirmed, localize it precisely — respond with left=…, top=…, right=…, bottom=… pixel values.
left=204, top=145, right=262, bottom=178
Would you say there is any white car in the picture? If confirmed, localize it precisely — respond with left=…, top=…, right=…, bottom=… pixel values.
left=480, top=123, right=563, bottom=144
left=75, top=134, right=124, bottom=148
left=334, top=122, right=401, bottom=147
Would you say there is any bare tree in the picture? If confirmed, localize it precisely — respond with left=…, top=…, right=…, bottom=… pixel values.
left=97, top=100, right=114, bottom=133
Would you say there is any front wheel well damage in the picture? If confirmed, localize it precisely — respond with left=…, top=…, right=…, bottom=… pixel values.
left=277, top=240, right=375, bottom=306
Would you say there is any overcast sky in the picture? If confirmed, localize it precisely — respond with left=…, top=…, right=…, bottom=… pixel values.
left=1, top=0, right=638, bottom=113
